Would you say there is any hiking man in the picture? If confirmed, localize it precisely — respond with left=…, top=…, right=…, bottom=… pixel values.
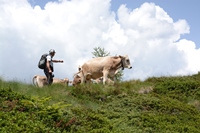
left=44, top=49, right=64, bottom=85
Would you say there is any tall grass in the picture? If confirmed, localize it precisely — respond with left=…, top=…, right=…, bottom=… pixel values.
left=1, top=73, right=200, bottom=132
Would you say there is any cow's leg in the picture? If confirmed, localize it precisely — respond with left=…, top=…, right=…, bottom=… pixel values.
left=86, top=79, right=92, bottom=84
left=107, top=70, right=117, bottom=85
left=107, top=78, right=114, bottom=85
left=102, top=70, right=109, bottom=85
left=80, top=72, right=86, bottom=84
left=81, top=75, right=85, bottom=84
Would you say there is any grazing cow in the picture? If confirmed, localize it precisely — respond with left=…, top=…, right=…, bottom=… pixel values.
left=74, top=55, right=132, bottom=85
left=72, top=74, right=81, bottom=86
left=33, top=75, right=69, bottom=87
left=91, top=77, right=114, bottom=85
left=72, top=73, right=91, bottom=86
left=72, top=74, right=114, bottom=86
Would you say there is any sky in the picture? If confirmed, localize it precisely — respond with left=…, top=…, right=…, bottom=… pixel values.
left=0, top=0, right=200, bottom=83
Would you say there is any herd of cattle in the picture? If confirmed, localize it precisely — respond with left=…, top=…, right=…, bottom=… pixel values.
left=33, top=55, right=132, bottom=87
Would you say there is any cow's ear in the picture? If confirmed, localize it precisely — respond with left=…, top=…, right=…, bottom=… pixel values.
left=119, top=55, right=124, bottom=58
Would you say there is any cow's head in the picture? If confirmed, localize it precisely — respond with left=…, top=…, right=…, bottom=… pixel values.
left=72, top=73, right=92, bottom=86
left=120, top=55, right=132, bottom=69
left=72, top=74, right=81, bottom=86
left=63, top=78, right=69, bottom=84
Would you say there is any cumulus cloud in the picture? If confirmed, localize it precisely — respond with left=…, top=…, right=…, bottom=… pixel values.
left=0, top=0, right=199, bottom=83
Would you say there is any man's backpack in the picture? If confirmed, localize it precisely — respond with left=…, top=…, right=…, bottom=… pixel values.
left=38, top=54, right=49, bottom=69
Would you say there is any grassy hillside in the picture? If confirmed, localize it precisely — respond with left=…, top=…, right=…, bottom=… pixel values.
left=1, top=73, right=200, bottom=132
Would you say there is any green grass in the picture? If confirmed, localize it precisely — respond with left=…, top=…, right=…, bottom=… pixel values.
left=1, top=73, right=200, bottom=132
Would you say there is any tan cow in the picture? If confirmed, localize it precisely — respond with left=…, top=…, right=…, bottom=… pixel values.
left=74, top=55, right=132, bottom=85
left=33, top=75, right=69, bottom=87
left=72, top=66, right=118, bottom=86
left=72, top=74, right=114, bottom=86
left=91, top=77, right=114, bottom=85
left=72, top=73, right=91, bottom=86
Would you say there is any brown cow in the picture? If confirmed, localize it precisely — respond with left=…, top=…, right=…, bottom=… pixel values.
left=33, top=75, right=69, bottom=87
left=74, top=55, right=132, bottom=85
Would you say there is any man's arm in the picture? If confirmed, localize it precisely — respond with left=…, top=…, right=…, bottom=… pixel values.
left=46, top=61, right=52, bottom=73
left=52, top=60, right=63, bottom=63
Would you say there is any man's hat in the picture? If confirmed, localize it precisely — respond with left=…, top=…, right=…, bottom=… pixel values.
left=49, top=49, right=56, bottom=54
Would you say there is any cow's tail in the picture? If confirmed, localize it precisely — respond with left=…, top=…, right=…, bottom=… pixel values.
left=32, top=75, right=38, bottom=87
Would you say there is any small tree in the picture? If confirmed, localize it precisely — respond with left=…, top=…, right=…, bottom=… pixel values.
left=92, top=47, right=110, bottom=58
left=92, top=47, right=123, bottom=82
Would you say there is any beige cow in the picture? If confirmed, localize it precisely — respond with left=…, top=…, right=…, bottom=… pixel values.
left=33, top=75, right=69, bottom=87
left=72, top=66, right=118, bottom=86
left=72, top=74, right=81, bottom=86
left=91, top=77, right=114, bottom=85
left=72, top=74, right=114, bottom=86
left=74, top=55, right=132, bottom=85
left=72, top=73, right=91, bottom=86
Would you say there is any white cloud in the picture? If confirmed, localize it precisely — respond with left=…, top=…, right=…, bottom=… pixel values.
left=175, top=39, right=200, bottom=74
left=0, top=0, right=199, bottom=83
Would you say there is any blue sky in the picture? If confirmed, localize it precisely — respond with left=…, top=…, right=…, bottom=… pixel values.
left=1, top=0, right=200, bottom=83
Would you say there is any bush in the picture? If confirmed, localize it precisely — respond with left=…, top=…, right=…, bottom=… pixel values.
left=0, top=88, right=73, bottom=132
left=1, top=74, right=200, bottom=132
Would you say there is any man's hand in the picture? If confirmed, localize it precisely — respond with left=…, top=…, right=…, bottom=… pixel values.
left=49, top=70, right=52, bottom=73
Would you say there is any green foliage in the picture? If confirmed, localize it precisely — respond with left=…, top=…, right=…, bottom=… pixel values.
left=148, top=76, right=200, bottom=102
left=113, top=69, right=124, bottom=82
left=92, top=47, right=110, bottom=58
left=1, top=73, right=200, bottom=132
left=0, top=87, right=73, bottom=132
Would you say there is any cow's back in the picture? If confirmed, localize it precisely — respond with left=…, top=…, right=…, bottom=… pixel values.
left=53, top=78, right=69, bottom=85
left=33, top=75, right=47, bottom=87
left=33, top=75, right=38, bottom=86
left=81, top=56, right=113, bottom=79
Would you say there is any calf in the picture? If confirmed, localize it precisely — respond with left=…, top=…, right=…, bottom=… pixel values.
left=72, top=74, right=114, bottom=86
left=33, top=75, right=69, bottom=87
